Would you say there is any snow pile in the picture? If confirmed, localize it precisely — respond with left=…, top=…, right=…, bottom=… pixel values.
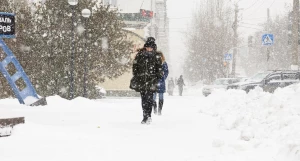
left=199, top=84, right=300, bottom=161
left=0, top=126, right=12, bottom=136
left=184, top=81, right=204, bottom=96
left=1, top=84, right=300, bottom=161
left=24, top=96, right=39, bottom=105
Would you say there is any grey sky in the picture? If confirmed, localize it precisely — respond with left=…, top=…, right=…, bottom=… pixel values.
left=167, top=0, right=293, bottom=76
left=238, top=0, right=292, bottom=35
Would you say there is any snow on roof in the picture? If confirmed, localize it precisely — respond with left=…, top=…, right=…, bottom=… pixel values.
left=117, top=0, right=151, bottom=13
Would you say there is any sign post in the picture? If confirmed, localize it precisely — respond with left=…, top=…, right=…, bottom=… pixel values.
left=224, top=53, right=232, bottom=61
left=0, top=12, right=15, bottom=38
left=224, top=53, right=232, bottom=78
left=0, top=12, right=46, bottom=106
left=262, top=34, right=274, bottom=70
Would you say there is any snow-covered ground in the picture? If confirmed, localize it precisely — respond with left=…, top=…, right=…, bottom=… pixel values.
left=1, top=84, right=300, bottom=161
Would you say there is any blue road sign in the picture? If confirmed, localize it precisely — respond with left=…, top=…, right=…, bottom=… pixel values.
left=0, top=12, right=46, bottom=105
left=224, top=54, right=232, bottom=61
left=0, top=12, right=15, bottom=38
left=262, top=34, right=274, bottom=46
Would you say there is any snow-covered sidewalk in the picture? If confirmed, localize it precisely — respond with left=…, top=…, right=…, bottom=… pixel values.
left=0, top=84, right=300, bottom=161
left=0, top=95, right=217, bottom=161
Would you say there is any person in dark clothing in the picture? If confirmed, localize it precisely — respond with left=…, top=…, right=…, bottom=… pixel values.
left=177, top=75, right=185, bottom=96
left=153, top=51, right=168, bottom=115
left=168, top=78, right=175, bottom=96
left=132, top=37, right=163, bottom=124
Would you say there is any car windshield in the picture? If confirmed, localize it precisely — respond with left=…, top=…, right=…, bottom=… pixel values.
left=213, top=79, right=229, bottom=85
left=248, top=72, right=270, bottom=82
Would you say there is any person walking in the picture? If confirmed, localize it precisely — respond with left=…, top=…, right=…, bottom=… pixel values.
left=177, top=75, right=185, bottom=96
left=167, top=78, right=175, bottom=96
left=153, top=51, right=168, bottom=115
left=131, top=37, right=163, bottom=124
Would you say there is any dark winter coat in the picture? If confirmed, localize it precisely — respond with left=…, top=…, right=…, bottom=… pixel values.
left=177, top=77, right=185, bottom=87
left=132, top=49, right=163, bottom=92
left=156, top=62, right=169, bottom=93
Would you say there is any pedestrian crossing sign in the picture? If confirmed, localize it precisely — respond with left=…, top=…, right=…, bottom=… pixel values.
left=262, top=34, right=274, bottom=46
left=224, top=53, right=232, bottom=61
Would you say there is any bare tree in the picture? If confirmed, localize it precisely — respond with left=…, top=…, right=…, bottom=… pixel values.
left=184, top=0, right=234, bottom=83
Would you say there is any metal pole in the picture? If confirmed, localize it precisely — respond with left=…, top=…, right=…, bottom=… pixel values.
left=292, top=0, right=299, bottom=70
left=83, top=18, right=88, bottom=98
left=232, top=4, right=238, bottom=77
left=267, top=8, right=270, bottom=70
left=151, top=0, right=153, bottom=37
left=70, top=6, right=75, bottom=99
left=227, top=62, right=230, bottom=78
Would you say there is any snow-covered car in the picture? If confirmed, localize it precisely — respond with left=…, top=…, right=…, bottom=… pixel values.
left=227, top=70, right=300, bottom=93
left=237, top=77, right=248, bottom=82
left=202, top=78, right=240, bottom=96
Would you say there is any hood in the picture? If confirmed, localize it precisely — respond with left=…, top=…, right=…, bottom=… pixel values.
left=230, top=80, right=261, bottom=86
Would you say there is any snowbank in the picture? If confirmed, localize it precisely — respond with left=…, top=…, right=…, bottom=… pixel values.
left=0, top=126, right=12, bottom=136
left=1, top=84, right=300, bottom=161
left=199, top=85, right=300, bottom=161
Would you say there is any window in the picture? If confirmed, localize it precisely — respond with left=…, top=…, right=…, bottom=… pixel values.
left=249, top=72, right=271, bottom=82
left=267, top=74, right=281, bottom=81
left=283, top=73, right=300, bottom=80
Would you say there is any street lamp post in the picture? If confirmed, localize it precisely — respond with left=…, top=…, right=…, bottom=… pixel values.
left=82, top=9, right=91, bottom=98
left=68, top=0, right=78, bottom=100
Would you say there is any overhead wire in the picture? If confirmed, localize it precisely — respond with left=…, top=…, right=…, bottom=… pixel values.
left=139, top=0, right=145, bottom=10
left=243, top=0, right=267, bottom=18
left=239, top=25, right=263, bottom=30
left=267, top=0, right=276, bottom=9
left=236, top=0, right=243, bottom=4
left=240, top=22, right=265, bottom=27
left=242, top=17, right=268, bottom=20
left=239, top=0, right=277, bottom=30
left=243, top=0, right=261, bottom=11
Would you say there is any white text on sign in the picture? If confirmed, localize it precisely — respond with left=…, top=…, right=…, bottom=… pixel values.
left=0, top=17, right=12, bottom=23
left=0, top=26, right=11, bottom=33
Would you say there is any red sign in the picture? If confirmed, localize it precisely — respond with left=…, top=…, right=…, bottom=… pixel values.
left=140, top=9, right=153, bottom=18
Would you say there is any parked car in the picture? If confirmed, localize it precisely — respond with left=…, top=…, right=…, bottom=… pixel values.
left=202, top=78, right=240, bottom=96
left=227, top=70, right=300, bottom=93
left=237, top=76, right=248, bottom=82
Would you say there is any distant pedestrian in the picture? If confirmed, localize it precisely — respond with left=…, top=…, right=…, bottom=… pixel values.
left=131, top=37, right=163, bottom=124
left=168, top=78, right=175, bottom=96
left=177, top=75, right=185, bottom=96
left=153, top=51, right=168, bottom=115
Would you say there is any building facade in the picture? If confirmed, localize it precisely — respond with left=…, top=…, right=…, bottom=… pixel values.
left=153, top=0, right=169, bottom=61
left=99, top=0, right=169, bottom=95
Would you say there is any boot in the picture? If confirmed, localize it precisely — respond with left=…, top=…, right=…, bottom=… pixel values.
left=141, top=117, right=147, bottom=124
left=141, top=111, right=148, bottom=124
left=153, top=101, right=157, bottom=115
left=146, top=117, right=152, bottom=124
left=141, top=117, right=152, bottom=124
left=158, top=100, right=164, bottom=116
